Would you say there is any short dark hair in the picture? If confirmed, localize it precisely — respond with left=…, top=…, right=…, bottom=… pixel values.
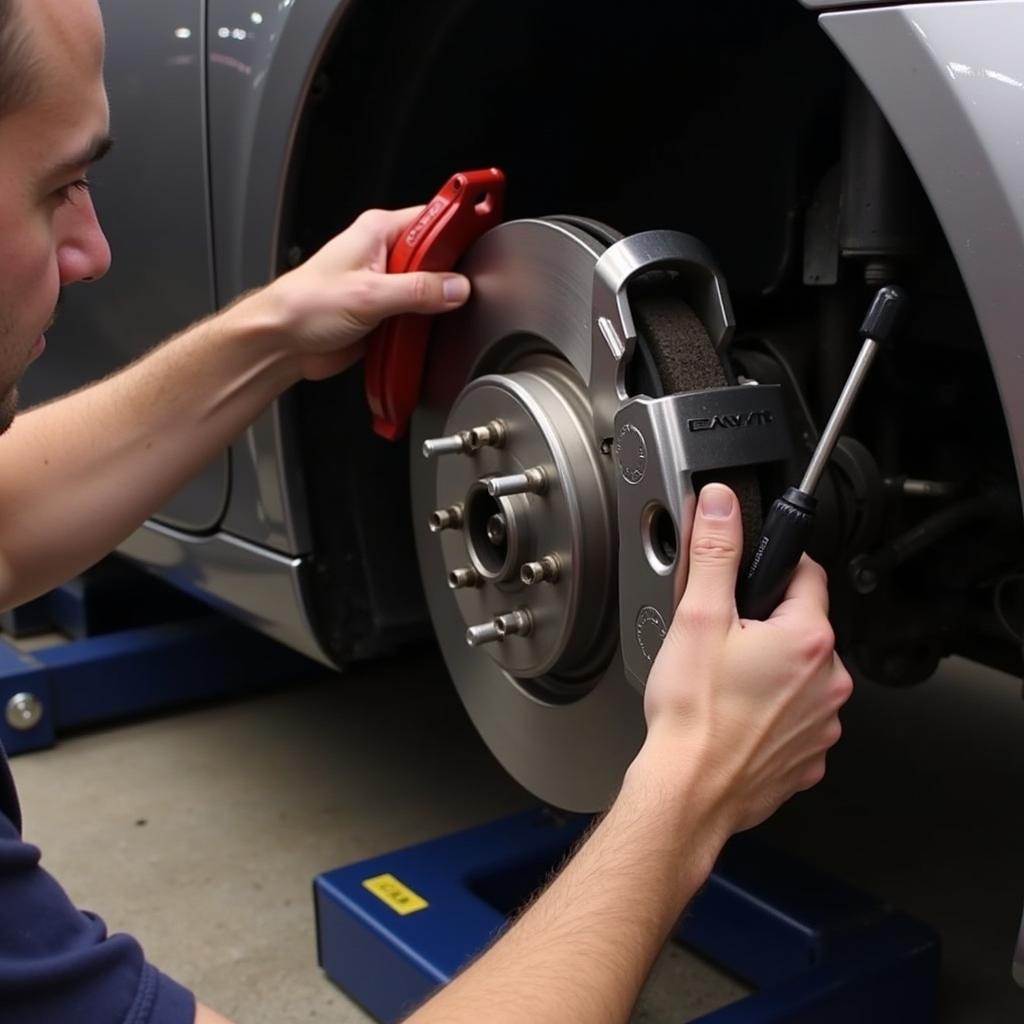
left=0, top=0, right=39, bottom=119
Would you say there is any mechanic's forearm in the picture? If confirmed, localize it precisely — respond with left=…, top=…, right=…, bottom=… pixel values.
left=405, top=743, right=728, bottom=1024
left=195, top=1003, right=236, bottom=1024
left=0, top=294, right=297, bottom=608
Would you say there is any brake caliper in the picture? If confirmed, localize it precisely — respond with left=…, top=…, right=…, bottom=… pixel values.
left=587, top=232, right=794, bottom=687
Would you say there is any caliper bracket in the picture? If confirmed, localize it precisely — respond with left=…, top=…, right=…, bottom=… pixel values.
left=586, top=231, right=795, bottom=689
left=616, top=384, right=793, bottom=689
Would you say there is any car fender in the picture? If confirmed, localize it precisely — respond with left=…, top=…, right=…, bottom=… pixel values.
left=207, top=0, right=355, bottom=554
left=823, top=1, right=1024, bottom=514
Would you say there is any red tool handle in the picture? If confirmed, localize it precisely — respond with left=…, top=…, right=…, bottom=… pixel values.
left=365, top=168, right=506, bottom=440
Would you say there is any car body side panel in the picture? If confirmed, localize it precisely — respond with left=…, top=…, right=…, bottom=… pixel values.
left=823, top=0, right=1024, bottom=510
left=120, top=522, right=331, bottom=664
left=21, top=0, right=230, bottom=534
left=207, top=0, right=354, bottom=554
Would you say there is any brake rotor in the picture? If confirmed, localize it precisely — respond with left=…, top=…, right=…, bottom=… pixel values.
left=411, top=218, right=761, bottom=811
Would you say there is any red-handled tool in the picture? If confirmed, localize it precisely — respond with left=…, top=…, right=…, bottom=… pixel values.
left=365, top=168, right=506, bottom=440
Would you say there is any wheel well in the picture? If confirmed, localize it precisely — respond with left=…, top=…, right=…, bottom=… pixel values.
left=281, top=0, right=1024, bottom=682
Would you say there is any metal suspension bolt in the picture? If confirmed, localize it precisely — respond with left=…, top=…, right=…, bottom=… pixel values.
left=494, top=609, right=533, bottom=639
left=466, top=620, right=503, bottom=646
left=486, top=514, right=507, bottom=545
left=485, top=467, right=547, bottom=498
left=448, top=567, right=481, bottom=590
left=429, top=504, right=464, bottom=533
left=520, top=555, right=561, bottom=586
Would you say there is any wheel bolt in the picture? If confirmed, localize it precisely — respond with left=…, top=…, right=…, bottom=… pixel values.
left=423, top=421, right=507, bottom=459
left=486, top=514, right=507, bottom=545
left=466, top=621, right=503, bottom=646
left=429, top=504, right=463, bottom=533
left=467, top=420, right=507, bottom=450
left=494, top=609, right=533, bottom=639
left=423, top=432, right=471, bottom=458
left=485, top=467, right=547, bottom=498
left=521, top=555, right=560, bottom=586
left=448, top=567, right=481, bottom=590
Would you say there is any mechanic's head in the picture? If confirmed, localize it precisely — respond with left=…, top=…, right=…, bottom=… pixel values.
left=0, top=0, right=111, bottom=431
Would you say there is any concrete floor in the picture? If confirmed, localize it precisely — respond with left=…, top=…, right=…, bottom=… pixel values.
left=8, top=650, right=1024, bottom=1022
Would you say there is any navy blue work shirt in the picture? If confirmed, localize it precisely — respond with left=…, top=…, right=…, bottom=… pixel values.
left=0, top=742, right=195, bottom=1024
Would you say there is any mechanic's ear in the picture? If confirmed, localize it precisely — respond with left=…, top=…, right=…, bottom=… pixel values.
left=675, top=484, right=742, bottom=634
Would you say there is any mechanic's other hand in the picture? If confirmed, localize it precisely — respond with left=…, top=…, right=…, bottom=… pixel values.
left=635, top=482, right=852, bottom=838
left=257, top=207, right=471, bottom=381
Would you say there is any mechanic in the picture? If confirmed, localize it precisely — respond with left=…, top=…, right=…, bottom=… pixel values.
left=0, top=2, right=852, bottom=1023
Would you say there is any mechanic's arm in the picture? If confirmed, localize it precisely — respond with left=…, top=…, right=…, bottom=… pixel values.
left=405, top=484, right=852, bottom=1024
left=0, top=207, right=468, bottom=610
left=195, top=1005, right=234, bottom=1024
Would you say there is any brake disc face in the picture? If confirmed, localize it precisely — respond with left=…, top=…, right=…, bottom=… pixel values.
left=410, top=218, right=744, bottom=811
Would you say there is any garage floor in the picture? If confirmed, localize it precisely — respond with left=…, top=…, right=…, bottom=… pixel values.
left=8, top=650, right=1024, bottom=1022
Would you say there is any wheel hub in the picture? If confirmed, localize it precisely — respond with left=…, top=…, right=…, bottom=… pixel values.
left=432, top=356, right=615, bottom=686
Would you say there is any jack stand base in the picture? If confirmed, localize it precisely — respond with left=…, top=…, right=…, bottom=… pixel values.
left=0, top=559, right=319, bottom=755
left=315, top=809, right=940, bottom=1023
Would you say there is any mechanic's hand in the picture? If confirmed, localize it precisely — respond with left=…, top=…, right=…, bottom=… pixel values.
left=257, top=206, right=471, bottom=381
left=635, top=482, right=853, bottom=837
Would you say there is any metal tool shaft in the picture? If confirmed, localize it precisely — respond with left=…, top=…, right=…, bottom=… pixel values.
left=799, top=338, right=879, bottom=495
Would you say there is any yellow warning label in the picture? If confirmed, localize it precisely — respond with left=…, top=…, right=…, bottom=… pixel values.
left=362, top=873, right=429, bottom=916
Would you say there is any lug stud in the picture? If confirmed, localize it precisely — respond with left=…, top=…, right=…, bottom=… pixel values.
left=466, top=621, right=503, bottom=646
left=485, top=467, right=547, bottom=498
left=429, top=504, right=464, bottom=533
left=448, top=567, right=481, bottom=590
left=494, top=609, right=533, bottom=639
left=423, top=433, right=471, bottom=458
left=486, top=514, right=507, bottom=545
left=521, top=555, right=561, bottom=586
left=467, top=420, right=507, bottom=450
left=423, top=420, right=507, bottom=459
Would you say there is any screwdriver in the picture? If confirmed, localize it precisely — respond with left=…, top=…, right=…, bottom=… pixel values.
left=736, top=285, right=908, bottom=620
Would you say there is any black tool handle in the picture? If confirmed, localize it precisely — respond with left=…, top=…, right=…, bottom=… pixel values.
left=737, top=487, right=818, bottom=620
left=859, top=284, right=908, bottom=344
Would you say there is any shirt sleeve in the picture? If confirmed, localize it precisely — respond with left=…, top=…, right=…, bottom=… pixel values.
left=0, top=810, right=196, bottom=1024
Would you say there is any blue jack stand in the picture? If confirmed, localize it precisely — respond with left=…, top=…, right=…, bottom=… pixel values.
left=0, top=558, right=320, bottom=756
left=315, top=809, right=940, bottom=1022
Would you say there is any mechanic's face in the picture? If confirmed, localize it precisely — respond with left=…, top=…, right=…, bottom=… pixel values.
left=0, top=0, right=111, bottom=432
